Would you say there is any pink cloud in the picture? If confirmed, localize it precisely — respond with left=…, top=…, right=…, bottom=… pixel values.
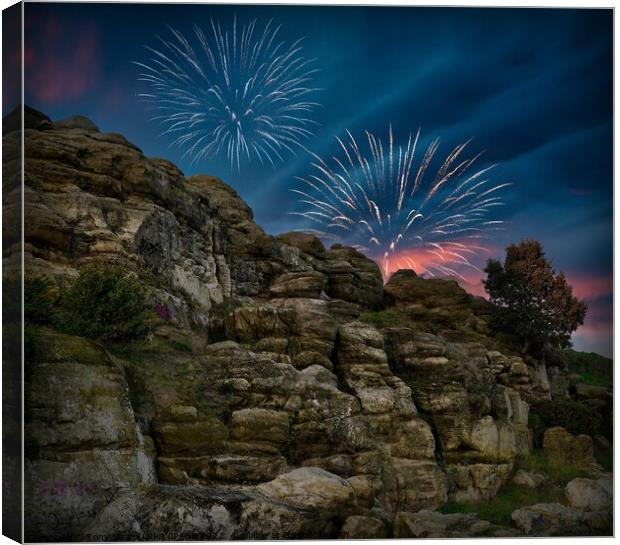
left=565, top=273, right=612, bottom=301
left=25, top=15, right=101, bottom=104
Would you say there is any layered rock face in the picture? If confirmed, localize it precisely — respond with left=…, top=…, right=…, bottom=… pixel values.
left=11, top=109, right=609, bottom=540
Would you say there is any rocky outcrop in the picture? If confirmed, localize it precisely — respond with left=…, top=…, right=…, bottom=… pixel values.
left=24, top=330, right=156, bottom=541
left=380, top=272, right=534, bottom=504
left=510, top=474, right=612, bottom=537
left=83, top=482, right=348, bottom=541
left=13, top=111, right=611, bottom=540
left=543, top=427, right=600, bottom=471
left=393, top=510, right=514, bottom=538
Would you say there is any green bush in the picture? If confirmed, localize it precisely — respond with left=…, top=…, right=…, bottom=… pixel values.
left=25, top=275, right=58, bottom=325
left=563, top=349, right=612, bottom=388
left=529, top=399, right=601, bottom=446
left=59, top=264, right=151, bottom=342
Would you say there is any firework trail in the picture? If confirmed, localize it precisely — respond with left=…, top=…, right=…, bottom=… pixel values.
left=290, top=127, right=510, bottom=280
left=135, top=17, right=320, bottom=171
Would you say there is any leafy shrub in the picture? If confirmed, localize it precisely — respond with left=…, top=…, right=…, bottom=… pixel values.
left=563, top=349, right=612, bottom=388
left=25, top=275, right=58, bottom=325
left=529, top=399, right=601, bottom=446
left=59, top=264, right=151, bottom=342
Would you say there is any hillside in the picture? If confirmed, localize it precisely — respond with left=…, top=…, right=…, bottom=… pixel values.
left=5, top=106, right=612, bottom=540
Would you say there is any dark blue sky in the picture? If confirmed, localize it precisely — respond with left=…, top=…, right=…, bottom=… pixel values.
left=19, top=4, right=613, bottom=355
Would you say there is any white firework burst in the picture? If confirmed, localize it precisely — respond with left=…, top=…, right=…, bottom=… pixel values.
left=290, top=126, right=511, bottom=279
left=135, top=17, right=320, bottom=170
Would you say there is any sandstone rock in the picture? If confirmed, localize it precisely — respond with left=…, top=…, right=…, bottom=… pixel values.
left=161, top=405, right=198, bottom=422
left=276, top=232, right=326, bottom=258
left=447, top=463, right=513, bottom=503
left=543, top=427, right=598, bottom=469
left=153, top=417, right=228, bottom=456
left=229, top=408, right=290, bottom=444
left=24, top=331, right=156, bottom=542
left=512, top=503, right=577, bottom=536
left=385, top=269, right=469, bottom=307
left=82, top=484, right=339, bottom=541
left=270, top=270, right=327, bottom=298
left=511, top=502, right=611, bottom=536
left=565, top=476, right=613, bottom=511
left=54, top=115, right=100, bottom=132
left=19, top=110, right=600, bottom=540
left=387, top=459, right=449, bottom=512
left=468, top=416, right=517, bottom=462
left=512, top=469, right=547, bottom=488
left=394, top=509, right=496, bottom=538
left=574, top=383, right=610, bottom=401
left=256, top=467, right=355, bottom=512
left=339, top=515, right=389, bottom=538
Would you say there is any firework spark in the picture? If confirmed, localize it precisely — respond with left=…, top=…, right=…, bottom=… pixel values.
left=290, top=126, right=510, bottom=279
left=135, top=17, right=320, bottom=170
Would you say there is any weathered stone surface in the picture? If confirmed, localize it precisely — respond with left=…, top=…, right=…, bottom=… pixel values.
left=512, top=469, right=547, bottom=488
left=447, top=463, right=513, bottom=503
left=339, top=515, right=389, bottom=538
left=24, top=331, right=156, bottom=542
left=256, top=467, right=355, bottom=511
left=468, top=416, right=518, bottom=462
left=543, top=427, right=599, bottom=469
left=18, top=111, right=610, bottom=540
left=229, top=408, right=290, bottom=444
left=153, top=417, right=228, bottom=456
left=565, top=476, right=613, bottom=512
left=270, top=270, right=327, bottom=298
left=394, top=509, right=508, bottom=538
left=82, top=484, right=342, bottom=541
left=512, top=502, right=612, bottom=536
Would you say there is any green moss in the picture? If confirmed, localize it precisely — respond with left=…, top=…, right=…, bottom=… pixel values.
left=440, top=481, right=563, bottom=527
left=30, top=330, right=109, bottom=365
left=517, top=449, right=589, bottom=485
left=440, top=449, right=590, bottom=526
left=170, top=340, right=193, bottom=353
left=360, top=308, right=411, bottom=329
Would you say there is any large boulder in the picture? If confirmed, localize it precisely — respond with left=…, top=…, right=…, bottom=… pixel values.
left=543, top=427, right=599, bottom=469
left=339, top=515, right=389, bottom=538
left=511, top=502, right=612, bottom=537
left=394, top=510, right=511, bottom=538
left=24, top=331, right=156, bottom=542
left=512, top=469, right=547, bottom=489
left=256, top=467, right=355, bottom=512
left=82, top=484, right=341, bottom=541
left=565, top=476, right=613, bottom=511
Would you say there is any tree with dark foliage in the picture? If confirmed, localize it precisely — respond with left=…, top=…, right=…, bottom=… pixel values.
left=483, top=240, right=587, bottom=355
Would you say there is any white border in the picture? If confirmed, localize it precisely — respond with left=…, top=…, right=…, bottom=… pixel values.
left=0, top=2, right=616, bottom=545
